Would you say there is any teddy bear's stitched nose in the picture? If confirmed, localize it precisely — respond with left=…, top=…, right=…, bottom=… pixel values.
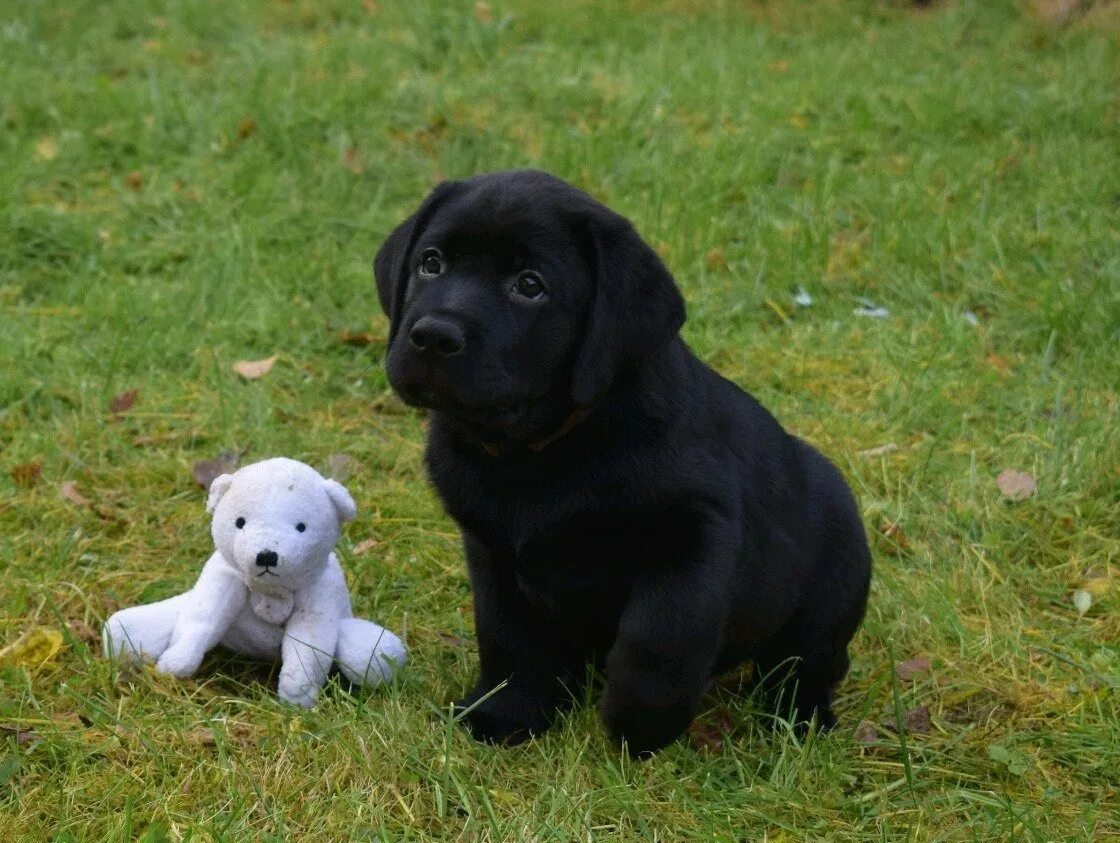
left=255, top=550, right=279, bottom=568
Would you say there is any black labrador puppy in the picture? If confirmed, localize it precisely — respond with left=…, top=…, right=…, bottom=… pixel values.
left=375, top=170, right=871, bottom=756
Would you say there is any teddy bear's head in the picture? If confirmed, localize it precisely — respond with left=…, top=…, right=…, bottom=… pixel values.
left=206, top=458, right=356, bottom=591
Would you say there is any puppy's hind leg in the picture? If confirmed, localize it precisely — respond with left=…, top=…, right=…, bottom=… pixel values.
left=334, top=618, right=406, bottom=688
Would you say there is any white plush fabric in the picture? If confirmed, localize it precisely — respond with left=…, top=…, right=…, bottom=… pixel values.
left=103, top=458, right=405, bottom=707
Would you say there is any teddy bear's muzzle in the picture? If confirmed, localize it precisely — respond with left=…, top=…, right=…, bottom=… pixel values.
left=255, top=549, right=279, bottom=574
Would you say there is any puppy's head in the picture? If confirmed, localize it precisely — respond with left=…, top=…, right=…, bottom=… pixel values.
left=207, top=458, right=356, bottom=590
left=375, top=170, right=685, bottom=441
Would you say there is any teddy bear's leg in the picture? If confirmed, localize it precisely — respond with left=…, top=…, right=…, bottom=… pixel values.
left=334, top=618, right=406, bottom=688
left=103, top=595, right=188, bottom=662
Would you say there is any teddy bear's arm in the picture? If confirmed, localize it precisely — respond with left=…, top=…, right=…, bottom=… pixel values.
left=155, top=552, right=248, bottom=678
left=276, top=572, right=343, bottom=707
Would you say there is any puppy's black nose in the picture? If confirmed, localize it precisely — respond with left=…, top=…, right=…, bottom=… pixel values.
left=255, top=550, right=279, bottom=568
left=409, top=316, right=465, bottom=358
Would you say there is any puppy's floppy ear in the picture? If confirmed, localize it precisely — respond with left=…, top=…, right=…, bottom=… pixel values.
left=571, top=210, right=686, bottom=406
left=206, top=474, right=234, bottom=515
left=323, top=478, right=357, bottom=524
left=374, top=181, right=460, bottom=342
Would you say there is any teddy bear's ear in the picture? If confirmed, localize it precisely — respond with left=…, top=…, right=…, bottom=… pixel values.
left=323, top=479, right=357, bottom=524
left=206, top=474, right=234, bottom=514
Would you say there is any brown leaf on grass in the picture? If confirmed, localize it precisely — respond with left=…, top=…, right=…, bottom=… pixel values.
left=341, top=147, right=365, bottom=175
left=236, top=116, right=257, bottom=140
left=336, top=328, right=384, bottom=347
left=0, top=628, right=65, bottom=669
left=108, top=389, right=139, bottom=413
left=67, top=621, right=100, bottom=645
left=60, top=480, right=90, bottom=506
left=996, top=469, right=1036, bottom=502
left=854, top=719, right=878, bottom=744
left=126, top=170, right=143, bottom=191
left=437, top=632, right=472, bottom=648
left=985, top=353, right=1013, bottom=377
left=473, top=1, right=493, bottom=23
left=704, top=248, right=728, bottom=272
left=36, top=136, right=58, bottom=160
left=0, top=724, right=38, bottom=746
left=688, top=707, right=735, bottom=753
left=878, top=519, right=910, bottom=556
left=895, top=656, right=931, bottom=681
left=902, top=704, right=931, bottom=735
left=232, top=355, right=278, bottom=380
left=192, top=449, right=242, bottom=489
left=186, top=727, right=216, bottom=747
left=858, top=442, right=898, bottom=458
left=327, top=453, right=352, bottom=482
left=353, top=537, right=381, bottom=555
left=11, top=462, right=42, bottom=488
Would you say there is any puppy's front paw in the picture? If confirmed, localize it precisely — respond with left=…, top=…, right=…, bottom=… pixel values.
left=454, top=684, right=556, bottom=746
left=600, top=683, right=694, bottom=758
left=155, top=642, right=204, bottom=678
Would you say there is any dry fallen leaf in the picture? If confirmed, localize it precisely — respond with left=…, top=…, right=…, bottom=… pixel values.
left=895, top=656, right=931, bottom=681
left=67, top=621, right=100, bottom=645
left=353, top=537, right=381, bottom=555
left=704, top=248, right=728, bottom=272
left=60, top=480, right=90, bottom=506
left=473, top=1, right=493, bottom=23
left=336, top=329, right=383, bottom=347
left=186, top=727, right=217, bottom=747
left=35, top=136, right=58, bottom=160
left=854, top=719, right=878, bottom=744
left=236, top=116, right=257, bottom=140
left=0, top=725, right=38, bottom=747
left=688, top=708, right=735, bottom=754
left=878, top=519, right=910, bottom=556
left=858, top=442, right=898, bottom=459
left=985, top=353, right=1013, bottom=377
left=341, top=147, right=365, bottom=175
left=996, top=469, right=1036, bottom=502
left=0, top=627, right=65, bottom=669
left=232, top=355, right=278, bottom=380
left=108, top=389, right=139, bottom=413
left=126, top=170, right=143, bottom=191
left=902, top=704, right=931, bottom=735
left=437, top=632, right=472, bottom=648
left=1071, top=589, right=1092, bottom=617
left=192, top=449, right=242, bottom=489
left=11, top=462, right=42, bottom=488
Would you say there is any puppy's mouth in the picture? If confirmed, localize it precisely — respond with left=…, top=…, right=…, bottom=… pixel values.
left=397, top=384, right=530, bottom=429
left=256, top=568, right=280, bottom=577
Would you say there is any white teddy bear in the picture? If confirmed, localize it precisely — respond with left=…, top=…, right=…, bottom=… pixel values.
left=103, top=457, right=406, bottom=707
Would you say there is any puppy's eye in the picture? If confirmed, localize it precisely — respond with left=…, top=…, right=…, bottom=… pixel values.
left=513, top=272, right=545, bottom=300
left=296, top=522, right=306, bottom=533
left=419, top=249, right=443, bottom=277
left=235, top=517, right=246, bottom=529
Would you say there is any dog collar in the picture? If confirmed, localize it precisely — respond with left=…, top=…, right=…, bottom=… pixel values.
left=480, top=403, right=597, bottom=457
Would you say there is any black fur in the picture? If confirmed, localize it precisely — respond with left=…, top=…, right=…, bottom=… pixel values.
left=374, top=170, right=872, bottom=756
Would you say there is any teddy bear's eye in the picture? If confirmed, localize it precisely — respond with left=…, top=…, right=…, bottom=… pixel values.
left=235, top=517, right=246, bottom=529
left=296, top=522, right=306, bottom=533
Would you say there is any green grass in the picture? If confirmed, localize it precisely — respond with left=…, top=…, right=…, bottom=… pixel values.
left=2, top=0, right=1118, bottom=839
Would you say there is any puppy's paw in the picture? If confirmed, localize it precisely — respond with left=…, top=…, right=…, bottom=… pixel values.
left=155, top=642, right=204, bottom=678
left=453, top=684, right=555, bottom=746
left=600, top=683, right=694, bottom=758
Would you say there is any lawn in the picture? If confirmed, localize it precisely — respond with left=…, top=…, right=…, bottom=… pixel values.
left=1, top=0, right=1118, bottom=839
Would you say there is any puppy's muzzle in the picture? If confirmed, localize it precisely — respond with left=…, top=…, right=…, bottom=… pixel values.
left=408, top=315, right=466, bottom=359
left=255, top=550, right=279, bottom=574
